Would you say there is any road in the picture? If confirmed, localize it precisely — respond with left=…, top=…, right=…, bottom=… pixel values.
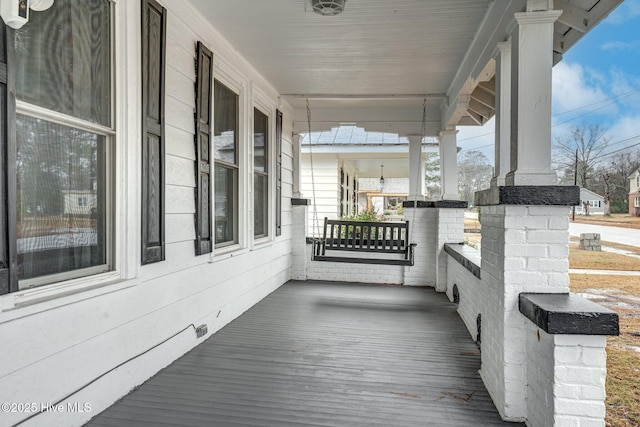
left=569, top=222, right=640, bottom=248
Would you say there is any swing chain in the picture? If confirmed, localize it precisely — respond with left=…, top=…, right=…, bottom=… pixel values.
left=306, top=99, right=321, bottom=239
left=408, top=98, right=427, bottom=257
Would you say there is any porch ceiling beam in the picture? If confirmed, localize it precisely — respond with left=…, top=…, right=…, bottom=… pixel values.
left=281, top=94, right=447, bottom=100
left=555, top=0, right=589, bottom=33
left=292, top=105, right=443, bottom=135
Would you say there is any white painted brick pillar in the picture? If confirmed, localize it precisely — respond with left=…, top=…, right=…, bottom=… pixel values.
left=479, top=204, right=570, bottom=421
left=525, top=325, right=608, bottom=427
left=291, top=199, right=309, bottom=280
left=403, top=205, right=437, bottom=286
left=435, top=207, right=464, bottom=292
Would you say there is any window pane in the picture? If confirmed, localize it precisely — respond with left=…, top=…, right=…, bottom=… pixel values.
left=254, top=174, right=267, bottom=237
left=214, top=81, right=237, bottom=164
left=16, top=115, right=107, bottom=280
left=15, top=0, right=111, bottom=126
left=214, top=165, right=237, bottom=245
left=254, top=108, right=267, bottom=173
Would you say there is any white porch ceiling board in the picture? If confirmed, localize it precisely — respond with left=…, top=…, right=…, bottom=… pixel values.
left=188, top=0, right=492, bottom=97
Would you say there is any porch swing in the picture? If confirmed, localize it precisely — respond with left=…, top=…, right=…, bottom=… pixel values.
left=306, top=99, right=426, bottom=266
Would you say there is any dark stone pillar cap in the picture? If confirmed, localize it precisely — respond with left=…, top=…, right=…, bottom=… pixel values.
left=519, top=293, right=619, bottom=335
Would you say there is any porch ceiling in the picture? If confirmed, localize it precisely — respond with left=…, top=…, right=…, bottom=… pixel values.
left=188, top=0, right=623, bottom=135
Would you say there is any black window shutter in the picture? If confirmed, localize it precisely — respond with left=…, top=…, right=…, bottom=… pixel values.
left=275, top=110, right=283, bottom=236
left=194, top=42, right=213, bottom=255
left=0, top=23, right=17, bottom=295
left=141, top=0, right=166, bottom=264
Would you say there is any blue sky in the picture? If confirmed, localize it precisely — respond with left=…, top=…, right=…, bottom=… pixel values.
left=457, top=0, right=640, bottom=166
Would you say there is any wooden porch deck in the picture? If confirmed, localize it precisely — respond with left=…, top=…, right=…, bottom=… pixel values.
left=87, top=281, right=519, bottom=426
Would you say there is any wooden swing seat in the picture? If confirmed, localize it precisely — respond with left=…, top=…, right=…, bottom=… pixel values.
left=312, top=218, right=416, bottom=266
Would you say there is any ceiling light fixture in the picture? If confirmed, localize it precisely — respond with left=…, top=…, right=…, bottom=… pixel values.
left=311, top=0, right=346, bottom=16
left=380, top=165, right=385, bottom=186
left=0, top=0, right=55, bottom=29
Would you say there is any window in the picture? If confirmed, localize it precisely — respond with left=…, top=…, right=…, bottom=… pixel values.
left=253, top=108, right=268, bottom=238
left=635, top=197, right=639, bottom=208
left=214, top=80, right=239, bottom=246
left=15, top=0, right=112, bottom=286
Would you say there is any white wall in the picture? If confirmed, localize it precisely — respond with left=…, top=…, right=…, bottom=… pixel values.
left=300, top=153, right=339, bottom=237
left=0, top=1, right=295, bottom=425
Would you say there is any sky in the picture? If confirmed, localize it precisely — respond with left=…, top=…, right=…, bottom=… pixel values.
left=456, top=0, right=640, bottom=168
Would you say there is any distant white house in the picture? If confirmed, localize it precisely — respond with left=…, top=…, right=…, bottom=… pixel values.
left=629, top=169, right=640, bottom=217
left=576, top=188, right=605, bottom=215
left=300, top=126, right=439, bottom=234
left=63, top=190, right=97, bottom=216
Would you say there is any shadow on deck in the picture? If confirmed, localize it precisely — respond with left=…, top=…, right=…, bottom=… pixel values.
left=87, top=280, right=520, bottom=426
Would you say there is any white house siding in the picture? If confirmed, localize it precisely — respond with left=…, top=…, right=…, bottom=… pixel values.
left=301, top=154, right=339, bottom=236
left=0, top=1, right=294, bottom=426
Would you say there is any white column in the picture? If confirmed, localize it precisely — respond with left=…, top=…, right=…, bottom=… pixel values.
left=492, top=40, right=511, bottom=188
left=439, top=129, right=459, bottom=200
left=407, top=135, right=425, bottom=201
left=505, top=9, right=562, bottom=186
left=292, top=134, right=301, bottom=198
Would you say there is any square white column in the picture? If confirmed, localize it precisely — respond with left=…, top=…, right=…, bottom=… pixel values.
left=505, top=9, right=562, bottom=186
left=492, top=41, right=511, bottom=188
left=292, top=134, right=301, bottom=198
left=407, top=135, right=425, bottom=201
left=439, top=129, right=459, bottom=200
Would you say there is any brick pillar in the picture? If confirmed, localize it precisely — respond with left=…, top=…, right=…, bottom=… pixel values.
left=291, top=199, right=309, bottom=280
left=435, top=206, right=465, bottom=292
left=478, top=202, right=572, bottom=420
left=403, top=204, right=437, bottom=287
left=403, top=202, right=465, bottom=288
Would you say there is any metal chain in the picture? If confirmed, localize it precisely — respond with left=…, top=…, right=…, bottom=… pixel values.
left=409, top=98, right=427, bottom=248
left=306, top=99, right=321, bottom=238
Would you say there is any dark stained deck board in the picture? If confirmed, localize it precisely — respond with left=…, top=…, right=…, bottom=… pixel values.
left=87, top=280, right=520, bottom=426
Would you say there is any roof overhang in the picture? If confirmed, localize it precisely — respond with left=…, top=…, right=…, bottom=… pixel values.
left=187, top=0, right=623, bottom=136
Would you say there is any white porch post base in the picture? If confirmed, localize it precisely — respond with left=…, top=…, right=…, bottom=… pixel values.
left=479, top=204, right=569, bottom=420
left=525, top=329, right=607, bottom=426
left=291, top=200, right=309, bottom=281
left=505, top=170, right=558, bottom=186
left=435, top=208, right=464, bottom=292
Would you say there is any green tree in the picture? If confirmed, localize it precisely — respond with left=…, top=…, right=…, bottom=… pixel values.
left=458, top=150, right=493, bottom=203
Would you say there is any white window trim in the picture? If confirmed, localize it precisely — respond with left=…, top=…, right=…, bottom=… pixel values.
left=252, top=86, right=276, bottom=247
left=211, top=65, right=247, bottom=257
left=14, top=1, right=117, bottom=291
left=2, top=0, right=133, bottom=307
